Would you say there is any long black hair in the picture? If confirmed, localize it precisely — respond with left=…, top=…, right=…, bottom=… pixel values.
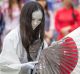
left=71, top=4, right=77, bottom=21
left=36, top=0, right=50, bottom=17
left=20, top=1, right=45, bottom=61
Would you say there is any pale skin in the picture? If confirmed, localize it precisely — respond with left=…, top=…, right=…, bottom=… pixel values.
left=32, top=10, right=43, bottom=30
left=31, top=10, right=52, bottom=45
left=61, top=26, right=71, bottom=36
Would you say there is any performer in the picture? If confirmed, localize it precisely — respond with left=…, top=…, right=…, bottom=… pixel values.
left=0, top=1, right=47, bottom=74
left=1, top=1, right=79, bottom=74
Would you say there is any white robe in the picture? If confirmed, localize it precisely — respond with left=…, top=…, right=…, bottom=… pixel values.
left=0, top=27, right=48, bottom=74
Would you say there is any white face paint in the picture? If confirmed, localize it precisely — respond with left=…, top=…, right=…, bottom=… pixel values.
left=32, top=10, right=43, bottom=30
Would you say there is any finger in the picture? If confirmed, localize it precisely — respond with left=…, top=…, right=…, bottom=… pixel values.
left=29, top=61, right=38, bottom=64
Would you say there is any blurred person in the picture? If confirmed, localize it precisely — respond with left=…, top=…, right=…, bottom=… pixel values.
left=36, top=0, right=53, bottom=45
left=4, top=0, right=23, bottom=20
left=2, top=0, right=24, bottom=43
left=55, top=0, right=80, bottom=40
left=0, top=1, right=48, bottom=74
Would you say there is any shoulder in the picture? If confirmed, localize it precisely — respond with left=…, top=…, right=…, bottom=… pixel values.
left=3, top=26, right=20, bottom=45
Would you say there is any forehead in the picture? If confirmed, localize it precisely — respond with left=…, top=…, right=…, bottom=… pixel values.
left=32, top=10, right=43, bottom=19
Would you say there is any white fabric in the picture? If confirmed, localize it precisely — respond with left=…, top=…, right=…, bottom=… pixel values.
left=0, top=27, right=48, bottom=74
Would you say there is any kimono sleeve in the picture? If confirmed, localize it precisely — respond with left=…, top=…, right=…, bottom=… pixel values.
left=0, top=35, right=21, bottom=74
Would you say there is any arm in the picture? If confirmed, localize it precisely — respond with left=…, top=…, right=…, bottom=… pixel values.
left=70, top=10, right=80, bottom=32
left=0, top=35, right=21, bottom=74
left=0, top=33, right=37, bottom=74
left=55, top=11, right=61, bottom=32
left=55, top=12, right=70, bottom=36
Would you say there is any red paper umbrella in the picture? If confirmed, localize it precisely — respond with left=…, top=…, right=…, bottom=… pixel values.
left=59, top=37, right=78, bottom=74
left=33, top=27, right=80, bottom=74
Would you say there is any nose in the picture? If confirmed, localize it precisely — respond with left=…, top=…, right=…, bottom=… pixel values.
left=34, top=21, right=38, bottom=26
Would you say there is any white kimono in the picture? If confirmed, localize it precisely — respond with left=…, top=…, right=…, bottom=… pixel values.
left=0, top=27, right=48, bottom=74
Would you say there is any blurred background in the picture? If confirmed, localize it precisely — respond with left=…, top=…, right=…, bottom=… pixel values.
left=0, top=0, right=80, bottom=52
